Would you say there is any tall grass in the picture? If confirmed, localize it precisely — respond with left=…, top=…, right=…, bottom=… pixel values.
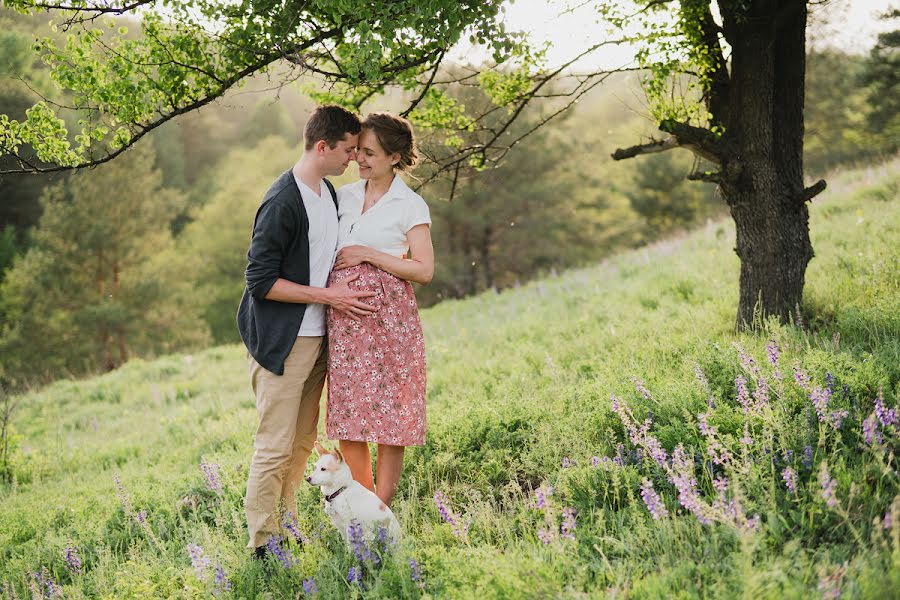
left=1, top=159, right=897, bottom=598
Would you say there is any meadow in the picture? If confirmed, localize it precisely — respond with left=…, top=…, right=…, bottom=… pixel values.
left=1, top=158, right=898, bottom=599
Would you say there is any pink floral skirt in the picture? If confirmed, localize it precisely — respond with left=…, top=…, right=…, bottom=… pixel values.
left=326, top=262, right=427, bottom=446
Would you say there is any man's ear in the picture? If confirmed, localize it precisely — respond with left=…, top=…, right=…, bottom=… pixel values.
left=314, top=441, right=328, bottom=456
left=315, top=139, right=328, bottom=155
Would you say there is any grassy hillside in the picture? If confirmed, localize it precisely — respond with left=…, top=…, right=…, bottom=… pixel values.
left=1, top=159, right=898, bottom=598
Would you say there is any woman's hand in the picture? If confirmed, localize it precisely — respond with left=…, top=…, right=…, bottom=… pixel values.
left=334, top=245, right=373, bottom=270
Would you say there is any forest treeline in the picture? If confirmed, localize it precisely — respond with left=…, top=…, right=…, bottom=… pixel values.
left=0, top=8, right=897, bottom=385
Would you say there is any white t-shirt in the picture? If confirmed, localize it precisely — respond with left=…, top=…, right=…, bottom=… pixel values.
left=336, top=176, right=431, bottom=258
left=294, top=176, right=339, bottom=337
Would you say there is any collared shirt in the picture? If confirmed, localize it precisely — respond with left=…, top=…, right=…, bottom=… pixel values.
left=294, top=176, right=338, bottom=337
left=336, top=175, right=431, bottom=258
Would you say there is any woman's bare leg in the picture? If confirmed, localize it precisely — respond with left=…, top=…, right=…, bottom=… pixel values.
left=339, top=440, right=374, bottom=492
left=374, top=444, right=405, bottom=506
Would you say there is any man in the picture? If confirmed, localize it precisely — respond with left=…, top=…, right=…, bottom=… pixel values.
left=237, top=105, right=376, bottom=557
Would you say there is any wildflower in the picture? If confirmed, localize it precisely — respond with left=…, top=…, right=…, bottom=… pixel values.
left=348, top=566, right=363, bottom=586
left=630, top=377, right=652, bottom=400
left=817, top=567, right=845, bottom=600
left=669, top=445, right=710, bottom=525
left=615, top=443, right=625, bottom=465
left=803, top=446, right=814, bottom=470
left=782, top=467, right=798, bottom=494
left=590, top=456, right=600, bottom=467
left=302, top=578, right=318, bottom=595
left=693, top=364, right=709, bottom=388
left=884, top=511, right=893, bottom=530
left=818, top=463, right=838, bottom=509
left=213, top=564, right=231, bottom=595
left=735, top=376, right=752, bottom=413
left=136, top=510, right=147, bottom=524
left=434, top=491, right=469, bottom=538
left=63, top=541, right=82, bottom=575
left=347, top=521, right=378, bottom=564
left=537, top=527, right=554, bottom=544
left=829, top=409, right=849, bottom=430
left=699, top=412, right=732, bottom=466
left=282, top=511, right=307, bottom=545
left=187, top=543, right=210, bottom=580
left=265, top=535, right=294, bottom=569
left=740, top=424, right=753, bottom=447
left=640, top=479, right=668, bottom=520
left=532, top=486, right=553, bottom=511
left=863, top=414, right=881, bottom=445
left=766, top=340, right=780, bottom=368
left=782, top=449, right=794, bottom=463
left=810, top=386, right=832, bottom=422
left=793, top=366, right=811, bottom=392
left=112, top=474, right=134, bottom=518
left=200, top=461, right=223, bottom=496
left=30, top=568, right=61, bottom=599
left=874, top=391, right=897, bottom=428
left=736, top=344, right=760, bottom=378
left=560, top=508, right=577, bottom=540
left=409, top=559, right=425, bottom=589
left=752, top=377, right=769, bottom=411
left=561, top=457, right=572, bottom=469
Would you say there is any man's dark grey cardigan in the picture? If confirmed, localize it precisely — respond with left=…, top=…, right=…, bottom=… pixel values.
left=236, top=171, right=337, bottom=376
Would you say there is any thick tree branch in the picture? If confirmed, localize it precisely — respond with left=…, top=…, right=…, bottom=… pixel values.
left=611, top=136, right=679, bottom=160
left=800, top=179, right=827, bottom=202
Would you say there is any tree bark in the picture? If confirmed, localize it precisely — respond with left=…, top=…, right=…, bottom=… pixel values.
left=719, top=0, right=814, bottom=329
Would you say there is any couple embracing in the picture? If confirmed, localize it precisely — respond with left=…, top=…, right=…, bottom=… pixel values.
left=236, top=105, right=433, bottom=556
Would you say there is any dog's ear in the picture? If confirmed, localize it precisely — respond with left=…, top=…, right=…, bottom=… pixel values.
left=333, top=448, right=344, bottom=463
left=314, top=441, right=328, bottom=456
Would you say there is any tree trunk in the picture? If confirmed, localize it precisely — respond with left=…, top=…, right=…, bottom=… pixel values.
left=719, top=0, right=813, bottom=329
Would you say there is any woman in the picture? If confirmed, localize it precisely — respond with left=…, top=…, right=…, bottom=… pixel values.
left=326, top=112, right=434, bottom=507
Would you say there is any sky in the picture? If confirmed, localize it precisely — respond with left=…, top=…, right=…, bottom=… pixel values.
left=493, top=0, right=897, bottom=70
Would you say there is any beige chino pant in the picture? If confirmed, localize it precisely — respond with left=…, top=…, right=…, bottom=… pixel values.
left=245, top=336, right=326, bottom=549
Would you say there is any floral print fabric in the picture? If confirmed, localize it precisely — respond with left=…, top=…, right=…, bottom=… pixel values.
left=326, top=262, right=427, bottom=446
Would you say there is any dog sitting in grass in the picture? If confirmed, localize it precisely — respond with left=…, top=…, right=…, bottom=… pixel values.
left=306, top=442, right=402, bottom=545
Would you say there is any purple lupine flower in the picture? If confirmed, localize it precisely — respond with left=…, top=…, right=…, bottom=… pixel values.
left=736, top=344, right=760, bottom=378
left=818, top=463, right=838, bottom=509
left=590, top=456, right=600, bottom=467
left=874, top=392, right=897, bottom=428
left=803, top=446, right=814, bottom=470
left=782, top=467, right=798, bottom=494
left=752, top=377, right=769, bottom=411
left=537, top=527, right=554, bottom=544
left=640, top=479, right=668, bottom=520
left=266, top=535, right=294, bottom=569
left=112, top=474, right=134, bottom=517
left=136, top=510, right=147, bottom=524
left=532, top=486, right=553, bottom=511
left=562, top=457, right=572, bottom=469
left=282, top=511, right=307, bottom=545
left=348, top=566, right=363, bottom=586
left=810, top=386, right=832, bottom=423
left=793, top=366, right=811, bottom=392
left=200, top=461, right=223, bottom=496
left=669, top=445, right=710, bottom=525
left=187, top=544, right=210, bottom=580
left=63, top=541, right=82, bottom=575
left=884, top=511, right=893, bottom=530
left=829, top=409, right=849, bottom=430
left=863, top=413, right=881, bottom=445
left=302, top=578, right=318, bottom=595
left=713, top=476, right=728, bottom=496
left=213, top=564, right=231, bottom=595
left=347, top=520, right=378, bottom=564
left=375, top=523, right=393, bottom=551
left=434, top=491, right=469, bottom=538
left=613, top=443, right=625, bottom=467
left=30, top=568, right=61, bottom=599
left=694, top=364, right=709, bottom=388
left=409, top=559, right=425, bottom=589
left=783, top=449, right=794, bottom=463
left=740, top=424, right=753, bottom=446
left=766, top=340, right=780, bottom=367
left=560, top=508, right=577, bottom=540
left=630, top=377, right=653, bottom=400
left=735, top=376, right=752, bottom=413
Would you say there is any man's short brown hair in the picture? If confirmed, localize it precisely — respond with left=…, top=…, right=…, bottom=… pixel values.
left=304, top=105, right=361, bottom=150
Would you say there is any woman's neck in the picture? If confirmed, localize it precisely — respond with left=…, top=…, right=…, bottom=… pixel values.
left=366, top=172, right=395, bottom=198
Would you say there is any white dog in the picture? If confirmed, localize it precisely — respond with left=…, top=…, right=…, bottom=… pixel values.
left=306, top=442, right=402, bottom=546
